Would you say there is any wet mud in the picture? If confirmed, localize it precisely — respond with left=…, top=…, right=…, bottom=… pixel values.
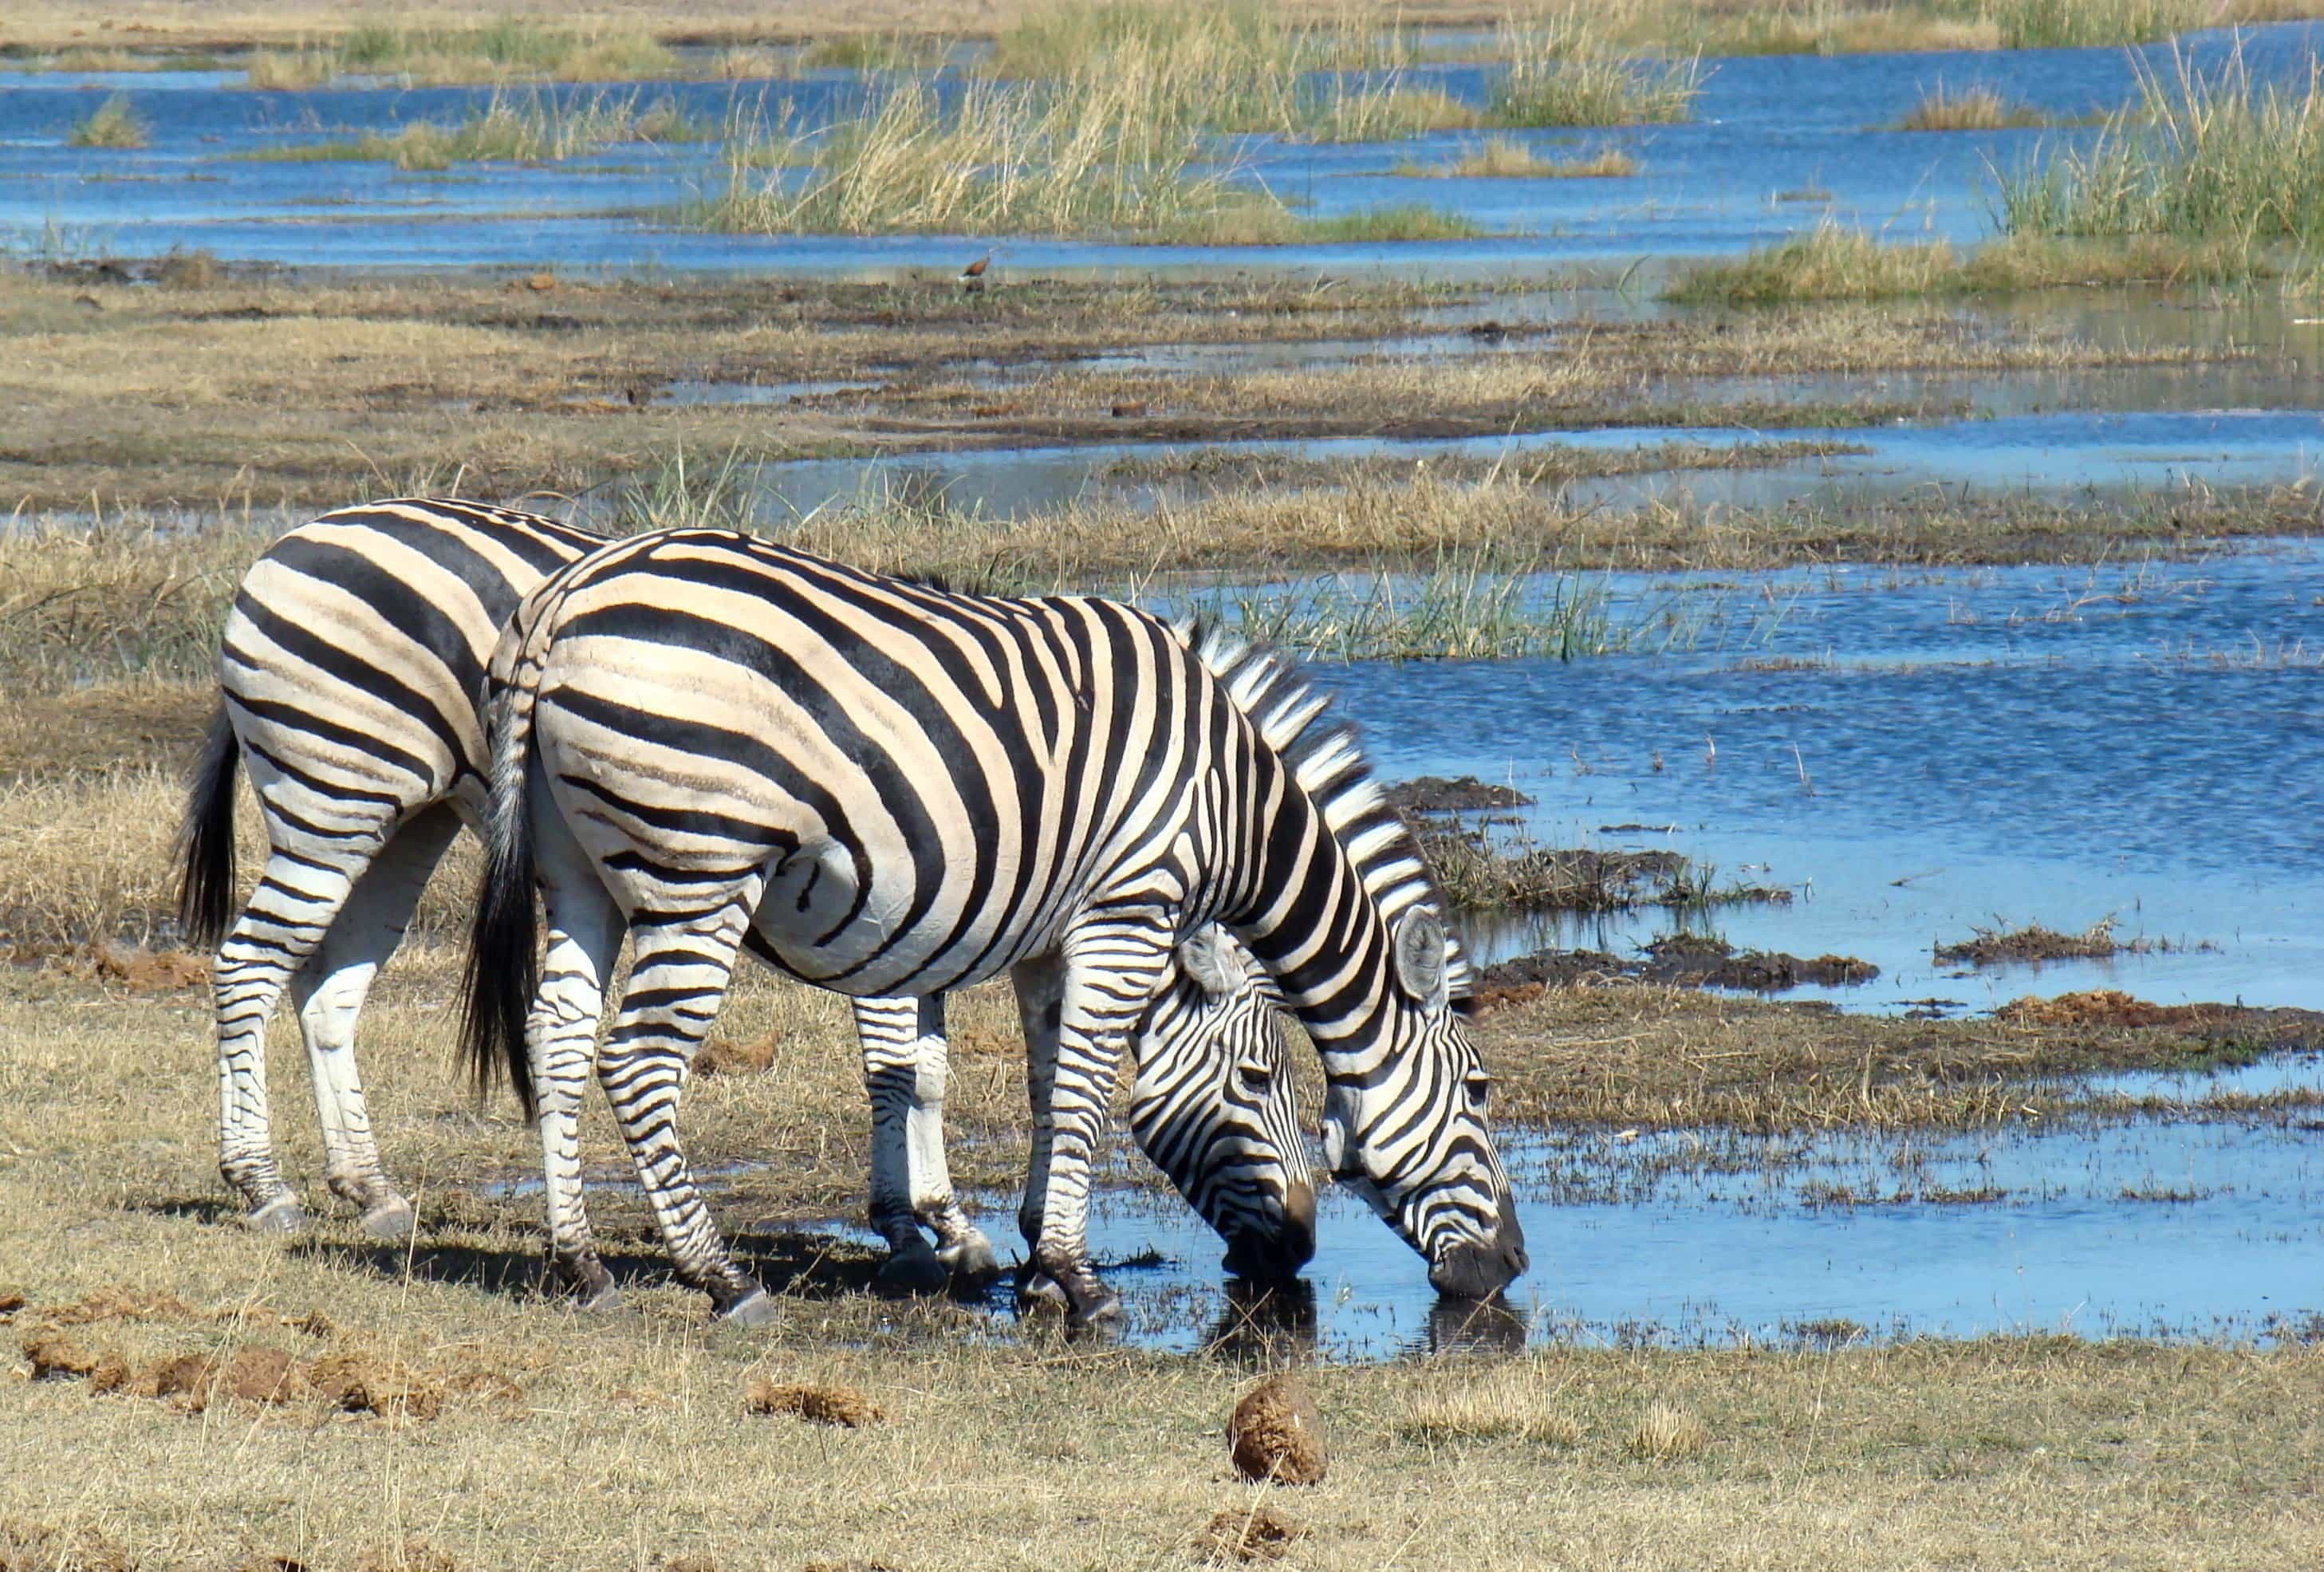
left=1474, top=936, right=1877, bottom=1005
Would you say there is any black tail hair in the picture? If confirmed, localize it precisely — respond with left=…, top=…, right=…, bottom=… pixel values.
left=459, top=688, right=542, bottom=1117
left=175, top=708, right=242, bottom=951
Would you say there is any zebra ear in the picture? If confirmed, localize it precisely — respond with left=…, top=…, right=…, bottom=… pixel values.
left=1176, top=924, right=1241, bottom=1002
left=1391, top=908, right=1449, bottom=1011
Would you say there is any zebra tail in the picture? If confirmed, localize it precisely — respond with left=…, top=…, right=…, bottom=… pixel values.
left=175, top=707, right=241, bottom=951
left=460, top=678, right=543, bottom=1117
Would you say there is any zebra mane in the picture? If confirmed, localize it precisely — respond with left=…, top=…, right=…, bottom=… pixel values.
left=1172, top=615, right=1473, bottom=1002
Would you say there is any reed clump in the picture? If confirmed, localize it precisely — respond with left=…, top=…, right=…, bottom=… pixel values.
left=1489, top=13, right=1701, bottom=128
left=1398, top=1365, right=1584, bottom=1447
left=243, top=20, right=675, bottom=89
left=1979, top=0, right=2206, bottom=49
left=1892, top=82, right=2050, bottom=131
left=245, top=89, right=708, bottom=169
left=1996, top=46, right=2324, bottom=262
left=66, top=94, right=146, bottom=149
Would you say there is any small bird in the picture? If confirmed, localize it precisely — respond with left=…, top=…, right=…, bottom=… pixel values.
left=959, top=252, right=991, bottom=293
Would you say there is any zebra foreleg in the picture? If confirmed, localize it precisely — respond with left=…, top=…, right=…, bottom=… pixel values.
left=287, top=804, right=463, bottom=1239
left=213, top=836, right=384, bottom=1231
left=1025, top=924, right=1176, bottom=1329
left=601, top=908, right=770, bottom=1324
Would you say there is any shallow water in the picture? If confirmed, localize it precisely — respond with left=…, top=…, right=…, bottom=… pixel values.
left=6, top=23, right=2323, bottom=274
left=1274, top=543, right=2324, bottom=1015
left=756, top=1054, right=2322, bottom=1357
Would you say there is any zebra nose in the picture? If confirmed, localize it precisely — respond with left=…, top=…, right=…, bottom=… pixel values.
left=1425, top=1192, right=1528, bottom=1299
left=1222, top=1178, right=1315, bottom=1282
left=1280, top=1176, right=1317, bottom=1268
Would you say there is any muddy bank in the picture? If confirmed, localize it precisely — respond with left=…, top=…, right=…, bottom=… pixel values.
left=1412, top=821, right=1789, bottom=915
left=1934, top=918, right=2179, bottom=967
left=1385, top=774, right=1535, bottom=814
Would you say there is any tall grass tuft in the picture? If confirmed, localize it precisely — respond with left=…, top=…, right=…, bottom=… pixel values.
left=1188, top=553, right=1686, bottom=661
left=1488, top=12, right=1700, bottom=128
left=1893, top=82, right=2050, bottom=131
left=701, top=54, right=1246, bottom=238
left=1979, top=0, right=2205, bottom=49
left=244, top=89, right=708, bottom=169
left=244, top=22, right=675, bottom=89
left=1996, top=45, right=2324, bottom=258
left=66, top=94, right=147, bottom=149
left=1403, top=136, right=1636, bottom=177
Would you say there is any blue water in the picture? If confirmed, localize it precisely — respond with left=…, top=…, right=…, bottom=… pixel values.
left=6, top=23, right=2322, bottom=272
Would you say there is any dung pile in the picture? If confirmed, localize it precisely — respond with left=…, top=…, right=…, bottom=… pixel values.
left=1198, top=1504, right=1307, bottom=1562
left=744, top=1377, right=884, bottom=1428
left=1227, top=1373, right=1327, bottom=1485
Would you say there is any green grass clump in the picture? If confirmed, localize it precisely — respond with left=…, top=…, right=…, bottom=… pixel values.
left=1664, top=225, right=1964, bottom=305
left=245, top=90, right=707, bottom=168
left=701, top=65, right=1240, bottom=238
left=1192, top=554, right=1661, bottom=661
left=801, top=33, right=947, bottom=71
left=244, top=22, right=675, bottom=89
left=1979, top=0, right=2207, bottom=49
left=1892, top=83, right=2050, bottom=131
left=1996, top=47, right=2324, bottom=259
left=65, top=94, right=146, bottom=149
left=1488, top=14, right=1700, bottom=128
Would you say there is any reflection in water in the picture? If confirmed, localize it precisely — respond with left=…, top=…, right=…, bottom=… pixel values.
left=1203, top=1278, right=1321, bottom=1366
left=1416, top=1296, right=1532, bottom=1358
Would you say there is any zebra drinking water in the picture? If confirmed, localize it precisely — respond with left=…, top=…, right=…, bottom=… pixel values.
left=178, top=498, right=1313, bottom=1297
left=463, top=526, right=1526, bottom=1326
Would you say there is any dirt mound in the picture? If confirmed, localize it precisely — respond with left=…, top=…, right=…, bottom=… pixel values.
left=309, top=1354, right=444, bottom=1421
left=1198, top=1504, right=1307, bottom=1562
left=0, top=1290, right=23, bottom=1318
left=88, top=944, right=210, bottom=992
left=37, top=1287, right=199, bottom=1326
left=695, top=1031, right=779, bottom=1076
left=1227, top=1373, right=1327, bottom=1485
left=22, top=1333, right=104, bottom=1381
left=1386, top=775, right=1535, bottom=814
left=744, top=1378, right=884, bottom=1428
left=152, top=1347, right=302, bottom=1409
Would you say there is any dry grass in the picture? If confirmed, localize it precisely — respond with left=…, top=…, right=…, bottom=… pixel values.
left=1891, top=81, right=2050, bottom=132
left=1666, top=223, right=2271, bottom=305
left=1397, top=1363, right=1584, bottom=1446
left=65, top=93, right=147, bottom=149
left=1625, top=1401, right=1709, bottom=1460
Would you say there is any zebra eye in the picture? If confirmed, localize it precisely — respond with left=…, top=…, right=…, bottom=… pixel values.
left=1463, top=1074, right=1491, bottom=1110
left=1236, top=1060, right=1275, bottom=1094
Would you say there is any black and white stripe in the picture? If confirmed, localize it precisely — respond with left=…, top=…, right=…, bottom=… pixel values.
left=463, top=528, right=1522, bottom=1326
left=179, top=498, right=1311, bottom=1294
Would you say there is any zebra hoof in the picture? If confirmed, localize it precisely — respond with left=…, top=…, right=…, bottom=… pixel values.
left=1014, top=1268, right=1069, bottom=1314
left=716, top=1288, right=778, bottom=1329
left=1065, top=1281, right=1125, bottom=1331
left=937, top=1235, right=1002, bottom=1284
left=246, top=1193, right=307, bottom=1235
left=872, top=1247, right=950, bottom=1298
left=357, top=1195, right=416, bottom=1239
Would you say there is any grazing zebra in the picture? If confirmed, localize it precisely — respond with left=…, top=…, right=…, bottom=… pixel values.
left=177, top=498, right=1312, bottom=1297
left=463, top=527, right=1525, bottom=1326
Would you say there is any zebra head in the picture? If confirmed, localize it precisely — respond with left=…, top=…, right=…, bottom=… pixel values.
left=1124, top=925, right=1314, bottom=1284
left=1318, top=907, right=1526, bottom=1301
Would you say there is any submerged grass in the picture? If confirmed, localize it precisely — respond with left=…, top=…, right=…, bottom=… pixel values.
left=1997, top=45, right=2324, bottom=259
left=65, top=94, right=146, bottom=150
left=1400, top=136, right=1637, bottom=178
left=243, top=89, right=709, bottom=168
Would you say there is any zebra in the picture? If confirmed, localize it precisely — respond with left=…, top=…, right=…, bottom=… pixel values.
left=176, top=497, right=1314, bottom=1298
left=463, top=526, right=1526, bottom=1327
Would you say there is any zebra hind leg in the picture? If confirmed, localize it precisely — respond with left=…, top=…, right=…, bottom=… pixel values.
left=601, top=909, right=770, bottom=1324
left=213, top=836, right=384, bottom=1231
left=530, top=870, right=628, bottom=1310
left=288, top=804, right=463, bottom=1239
